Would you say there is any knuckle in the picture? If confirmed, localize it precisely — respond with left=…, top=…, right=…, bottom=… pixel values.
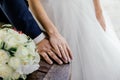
left=39, top=51, right=44, bottom=55
left=61, top=50, right=64, bottom=53
left=54, top=56, right=59, bottom=61
left=50, top=53, right=57, bottom=58
left=42, top=54, right=48, bottom=58
left=49, top=52, right=54, bottom=56
left=65, top=49, right=68, bottom=53
left=51, top=54, right=56, bottom=58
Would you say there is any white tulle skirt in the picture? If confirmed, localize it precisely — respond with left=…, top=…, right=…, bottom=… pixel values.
left=35, top=0, right=120, bottom=80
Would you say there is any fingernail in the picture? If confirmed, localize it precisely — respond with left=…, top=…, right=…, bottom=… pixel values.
left=65, top=60, right=68, bottom=63
left=68, top=58, right=71, bottom=62
left=64, top=57, right=67, bottom=61
left=59, top=61, right=63, bottom=65
left=50, top=61, right=53, bottom=64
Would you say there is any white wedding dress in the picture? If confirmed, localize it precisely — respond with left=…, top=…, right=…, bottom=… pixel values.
left=35, top=0, right=120, bottom=80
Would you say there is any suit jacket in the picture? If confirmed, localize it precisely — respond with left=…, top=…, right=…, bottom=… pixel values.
left=0, top=0, right=43, bottom=39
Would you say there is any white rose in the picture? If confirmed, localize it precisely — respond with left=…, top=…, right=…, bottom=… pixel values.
left=0, top=50, right=9, bottom=64
left=11, top=72, right=20, bottom=80
left=20, top=74, right=27, bottom=80
left=22, top=52, right=40, bottom=74
left=15, top=46, right=29, bottom=58
left=7, top=28, right=19, bottom=35
left=34, top=52, right=40, bottom=64
left=26, top=40, right=36, bottom=51
left=21, top=64, right=40, bottom=74
left=8, top=57, right=21, bottom=70
left=0, top=64, right=13, bottom=79
left=22, top=52, right=40, bottom=66
left=18, top=34, right=28, bottom=44
left=15, top=46, right=31, bottom=64
left=4, top=35, right=19, bottom=50
left=0, top=30, right=7, bottom=39
left=7, top=29, right=28, bottom=44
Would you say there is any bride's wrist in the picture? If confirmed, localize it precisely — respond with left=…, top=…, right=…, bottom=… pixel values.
left=47, top=29, right=60, bottom=37
left=44, top=23, right=60, bottom=37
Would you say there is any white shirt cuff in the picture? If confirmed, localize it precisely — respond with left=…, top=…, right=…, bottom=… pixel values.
left=34, top=33, right=46, bottom=44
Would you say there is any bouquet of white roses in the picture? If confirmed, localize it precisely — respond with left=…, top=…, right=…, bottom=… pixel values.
left=0, top=24, right=40, bottom=80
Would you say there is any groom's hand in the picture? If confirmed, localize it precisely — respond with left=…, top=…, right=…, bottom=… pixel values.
left=37, top=38, right=63, bottom=65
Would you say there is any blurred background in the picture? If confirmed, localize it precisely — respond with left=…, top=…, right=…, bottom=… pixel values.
left=101, top=0, right=120, bottom=38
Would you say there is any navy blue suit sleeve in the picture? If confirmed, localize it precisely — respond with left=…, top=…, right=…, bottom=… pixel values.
left=0, top=0, right=43, bottom=39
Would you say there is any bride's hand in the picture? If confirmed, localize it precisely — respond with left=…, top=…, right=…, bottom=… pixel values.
left=28, top=0, right=73, bottom=63
left=49, top=32, right=73, bottom=63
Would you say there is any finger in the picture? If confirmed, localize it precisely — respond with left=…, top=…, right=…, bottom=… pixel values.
left=51, top=43, right=62, bottom=58
left=63, top=44, right=71, bottom=62
left=40, top=52, right=53, bottom=64
left=66, top=44, right=73, bottom=60
left=47, top=50, right=63, bottom=65
left=51, top=48, right=67, bottom=63
left=58, top=45, right=67, bottom=63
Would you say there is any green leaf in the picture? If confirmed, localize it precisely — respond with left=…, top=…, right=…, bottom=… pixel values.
left=8, top=47, right=17, bottom=56
left=9, top=47, right=17, bottom=52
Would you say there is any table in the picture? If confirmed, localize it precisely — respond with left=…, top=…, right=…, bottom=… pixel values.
left=27, top=60, right=71, bottom=80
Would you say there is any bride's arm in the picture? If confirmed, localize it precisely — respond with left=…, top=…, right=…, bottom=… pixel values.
left=28, top=0, right=57, bottom=36
left=93, top=0, right=106, bottom=31
left=28, top=0, right=73, bottom=63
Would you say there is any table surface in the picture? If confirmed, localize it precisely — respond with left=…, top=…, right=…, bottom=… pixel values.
left=27, top=60, right=71, bottom=80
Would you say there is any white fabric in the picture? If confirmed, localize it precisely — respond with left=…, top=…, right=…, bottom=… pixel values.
left=34, top=33, right=45, bottom=44
left=36, top=0, right=120, bottom=80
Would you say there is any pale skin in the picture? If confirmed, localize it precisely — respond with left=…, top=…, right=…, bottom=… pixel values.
left=93, top=0, right=106, bottom=31
left=28, top=0, right=73, bottom=65
left=27, top=0, right=106, bottom=64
